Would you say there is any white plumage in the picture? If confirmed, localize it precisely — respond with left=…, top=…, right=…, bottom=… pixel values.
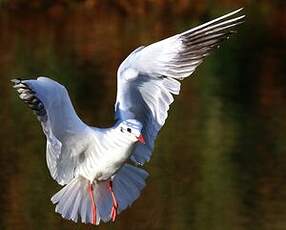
left=12, top=8, right=245, bottom=225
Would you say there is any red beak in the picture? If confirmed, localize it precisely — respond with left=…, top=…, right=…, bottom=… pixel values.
left=137, top=134, right=145, bottom=144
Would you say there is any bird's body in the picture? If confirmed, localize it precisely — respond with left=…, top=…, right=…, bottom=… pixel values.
left=12, top=8, right=245, bottom=225
left=74, top=126, right=138, bottom=182
left=55, top=126, right=131, bottom=182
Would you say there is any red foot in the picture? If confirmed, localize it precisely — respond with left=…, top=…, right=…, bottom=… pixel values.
left=108, top=181, right=118, bottom=222
left=88, top=183, right=97, bottom=225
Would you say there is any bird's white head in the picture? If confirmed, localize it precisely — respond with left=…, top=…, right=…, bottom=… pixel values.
left=118, top=119, right=145, bottom=144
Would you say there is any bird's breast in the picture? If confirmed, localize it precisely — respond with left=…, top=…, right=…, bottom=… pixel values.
left=76, top=131, right=135, bottom=182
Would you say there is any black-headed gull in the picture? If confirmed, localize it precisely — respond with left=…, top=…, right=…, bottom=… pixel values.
left=12, top=8, right=245, bottom=225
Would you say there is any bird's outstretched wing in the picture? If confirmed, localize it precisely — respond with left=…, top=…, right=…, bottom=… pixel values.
left=12, top=77, right=87, bottom=185
left=115, top=8, right=245, bottom=165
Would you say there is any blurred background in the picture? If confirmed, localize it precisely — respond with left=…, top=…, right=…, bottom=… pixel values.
left=1, top=0, right=286, bottom=229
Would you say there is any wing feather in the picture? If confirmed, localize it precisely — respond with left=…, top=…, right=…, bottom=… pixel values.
left=12, top=77, right=87, bottom=185
left=115, top=9, right=245, bottom=165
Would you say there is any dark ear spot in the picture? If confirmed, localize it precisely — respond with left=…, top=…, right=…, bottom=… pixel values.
left=127, top=128, right=132, bottom=133
left=79, top=151, right=85, bottom=163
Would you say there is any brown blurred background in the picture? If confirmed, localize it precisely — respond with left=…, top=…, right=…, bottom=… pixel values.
left=0, top=0, right=286, bottom=229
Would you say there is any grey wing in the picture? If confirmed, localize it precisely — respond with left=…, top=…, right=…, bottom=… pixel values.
left=12, top=77, right=87, bottom=185
left=115, top=8, right=245, bottom=165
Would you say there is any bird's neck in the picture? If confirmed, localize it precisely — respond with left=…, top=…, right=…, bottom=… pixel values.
left=93, top=127, right=136, bottom=170
left=103, top=127, right=135, bottom=150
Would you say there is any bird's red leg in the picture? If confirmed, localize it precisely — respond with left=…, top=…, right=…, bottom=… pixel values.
left=108, top=180, right=118, bottom=222
left=88, top=183, right=96, bottom=225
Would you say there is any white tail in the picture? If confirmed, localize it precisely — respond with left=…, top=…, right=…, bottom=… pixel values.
left=51, top=164, right=148, bottom=225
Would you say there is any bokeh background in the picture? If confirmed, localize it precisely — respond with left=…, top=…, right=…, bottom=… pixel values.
left=1, top=0, right=285, bottom=229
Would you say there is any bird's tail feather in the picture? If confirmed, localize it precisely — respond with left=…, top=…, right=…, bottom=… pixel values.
left=113, top=163, right=149, bottom=212
left=51, top=164, right=148, bottom=225
left=51, top=176, right=97, bottom=224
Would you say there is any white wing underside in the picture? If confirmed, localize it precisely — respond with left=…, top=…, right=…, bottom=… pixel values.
left=14, top=77, right=88, bottom=185
left=115, top=9, right=245, bottom=165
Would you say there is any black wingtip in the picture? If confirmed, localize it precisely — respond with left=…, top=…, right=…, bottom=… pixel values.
left=11, top=78, right=30, bottom=89
left=11, top=78, right=22, bottom=85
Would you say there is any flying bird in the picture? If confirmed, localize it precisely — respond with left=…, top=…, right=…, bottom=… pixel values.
left=12, top=8, right=245, bottom=225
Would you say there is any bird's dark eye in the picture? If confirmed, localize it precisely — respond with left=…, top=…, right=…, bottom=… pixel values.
left=120, top=127, right=124, bottom=132
left=127, top=128, right=132, bottom=133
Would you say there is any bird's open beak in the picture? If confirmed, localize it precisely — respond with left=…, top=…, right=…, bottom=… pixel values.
left=137, top=134, right=145, bottom=144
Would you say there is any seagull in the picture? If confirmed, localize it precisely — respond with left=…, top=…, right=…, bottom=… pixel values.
left=11, top=8, right=245, bottom=225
